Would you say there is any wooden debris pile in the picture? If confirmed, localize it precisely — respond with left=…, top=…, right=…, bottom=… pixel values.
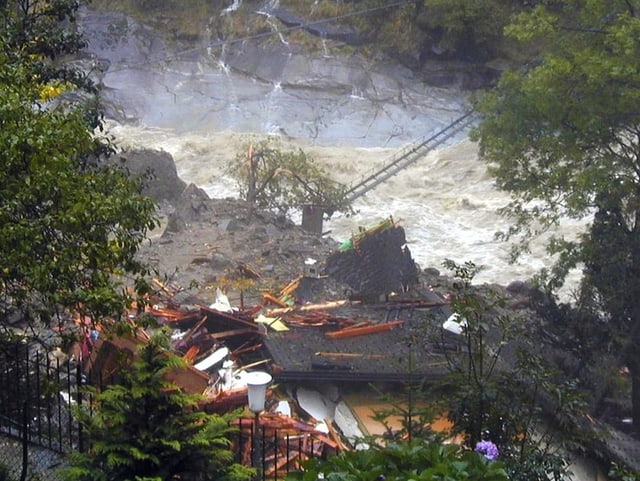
left=85, top=215, right=455, bottom=415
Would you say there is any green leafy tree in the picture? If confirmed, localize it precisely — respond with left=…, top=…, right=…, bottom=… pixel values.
left=287, top=440, right=508, bottom=481
left=418, top=0, right=517, bottom=60
left=438, top=260, right=584, bottom=481
left=227, top=137, right=352, bottom=217
left=0, top=0, right=97, bottom=99
left=471, top=0, right=640, bottom=432
left=0, top=44, right=158, bottom=331
left=60, top=330, right=254, bottom=481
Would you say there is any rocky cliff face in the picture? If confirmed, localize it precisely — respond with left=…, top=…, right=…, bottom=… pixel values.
left=86, top=1, right=498, bottom=91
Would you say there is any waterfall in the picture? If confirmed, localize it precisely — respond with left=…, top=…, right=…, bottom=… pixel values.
left=221, top=0, right=242, bottom=15
left=263, top=81, right=284, bottom=135
left=350, top=86, right=365, bottom=99
left=217, top=43, right=230, bottom=74
left=256, top=10, right=290, bottom=47
left=321, top=37, right=331, bottom=58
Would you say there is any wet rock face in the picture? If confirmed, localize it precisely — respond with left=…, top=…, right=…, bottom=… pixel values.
left=79, top=10, right=167, bottom=68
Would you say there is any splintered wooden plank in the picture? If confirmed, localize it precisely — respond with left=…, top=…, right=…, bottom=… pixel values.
left=209, top=328, right=263, bottom=340
left=325, top=320, right=404, bottom=339
left=182, top=345, right=200, bottom=364
left=267, top=299, right=360, bottom=316
left=152, top=278, right=182, bottom=296
left=315, top=352, right=385, bottom=359
left=174, top=315, right=207, bottom=349
left=324, top=418, right=350, bottom=451
left=279, top=276, right=302, bottom=297
left=262, top=292, right=289, bottom=308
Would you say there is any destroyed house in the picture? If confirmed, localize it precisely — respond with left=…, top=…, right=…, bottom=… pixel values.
left=261, top=218, right=454, bottom=383
left=81, top=219, right=459, bottom=419
left=87, top=218, right=457, bottom=389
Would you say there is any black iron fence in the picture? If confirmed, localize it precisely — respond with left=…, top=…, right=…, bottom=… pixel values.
left=0, top=341, right=88, bottom=454
left=0, top=341, right=330, bottom=481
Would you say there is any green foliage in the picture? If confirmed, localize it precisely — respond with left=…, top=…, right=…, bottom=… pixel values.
left=0, top=0, right=96, bottom=99
left=367, top=382, right=443, bottom=444
left=418, top=0, right=517, bottom=60
left=609, top=462, right=640, bottom=481
left=0, top=463, right=15, bottom=481
left=473, top=0, right=640, bottom=283
left=438, top=260, right=584, bottom=481
left=0, top=43, right=158, bottom=329
left=0, top=0, right=159, bottom=331
left=471, top=0, right=640, bottom=431
left=60, top=330, right=254, bottom=481
left=227, top=137, right=353, bottom=217
left=344, top=0, right=428, bottom=59
left=287, top=440, right=508, bottom=481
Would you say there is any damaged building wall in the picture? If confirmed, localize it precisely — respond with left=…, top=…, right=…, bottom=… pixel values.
left=324, top=222, right=419, bottom=300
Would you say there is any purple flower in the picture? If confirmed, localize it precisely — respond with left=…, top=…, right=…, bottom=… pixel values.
left=475, top=440, right=499, bottom=461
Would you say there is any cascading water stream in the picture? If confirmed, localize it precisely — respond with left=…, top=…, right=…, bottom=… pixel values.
left=222, top=0, right=243, bottom=15
left=262, top=82, right=285, bottom=135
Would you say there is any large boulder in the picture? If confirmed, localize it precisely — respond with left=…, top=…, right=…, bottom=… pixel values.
left=118, top=148, right=187, bottom=207
left=164, top=183, right=211, bottom=234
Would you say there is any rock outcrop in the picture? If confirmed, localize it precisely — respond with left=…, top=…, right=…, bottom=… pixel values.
left=117, top=148, right=187, bottom=208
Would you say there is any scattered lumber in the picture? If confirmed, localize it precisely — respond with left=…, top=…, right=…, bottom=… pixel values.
left=146, top=305, right=187, bottom=321
left=174, top=316, right=207, bottom=350
left=152, top=278, right=182, bottom=297
left=370, top=299, right=450, bottom=309
left=208, top=327, right=263, bottom=341
left=202, top=386, right=250, bottom=413
left=182, top=345, right=199, bottom=364
left=279, top=276, right=302, bottom=297
left=315, top=352, right=385, bottom=359
left=262, top=292, right=289, bottom=308
left=230, top=411, right=341, bottom=476
left=325, top=320, right=404, bottom=339
left=200, top=305, right=262, bottom=330
left=267, top=299, right=358, bottom=316
left=325, top=417, right=351, bottom=451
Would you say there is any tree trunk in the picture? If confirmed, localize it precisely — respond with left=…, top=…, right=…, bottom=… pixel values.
left=246, top=146, right=256, bottom=212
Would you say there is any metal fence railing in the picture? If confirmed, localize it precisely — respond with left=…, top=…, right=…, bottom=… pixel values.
left=0, top=341, right=332, bottom=481
left=0, top=342, right=86, bottom=454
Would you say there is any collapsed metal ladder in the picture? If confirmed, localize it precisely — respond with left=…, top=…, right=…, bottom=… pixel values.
left=345, top=110, right=479, bottom=203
